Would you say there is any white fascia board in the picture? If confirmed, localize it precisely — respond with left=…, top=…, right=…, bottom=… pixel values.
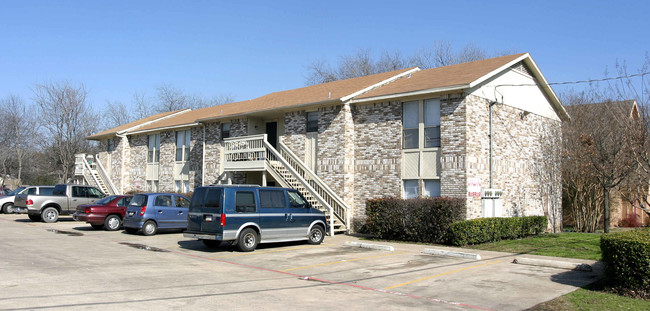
left=348, top=84, right=469, bottom=104
left=341, top=67, right=421, bottom=102
left=127, top=122, right=200, bottom=136
left=468, top=53, right=530, bottom=88
left=117, top=108, right=192, bottom=135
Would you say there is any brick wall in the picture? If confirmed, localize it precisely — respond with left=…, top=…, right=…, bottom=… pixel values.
left=126, top=134, right=147, bottom=192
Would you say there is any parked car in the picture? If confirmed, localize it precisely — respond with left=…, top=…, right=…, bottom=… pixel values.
left=0, top=186, right=54, bottom=214
left=13, top=184, right=105, bottom=223
left=0, top=187, right=13, bottom=196
left=123, top=193, right=190, bottom=236
left=183, top=185, right=327, bottom=252
left=72, top=195, right=133, bottom=231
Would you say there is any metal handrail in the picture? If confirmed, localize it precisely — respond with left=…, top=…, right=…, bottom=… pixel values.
left=276, top=139, right=349, bottom=233
left=262, top=140, right=336, bottom=236
left=94, top=154, right=119, bottom=195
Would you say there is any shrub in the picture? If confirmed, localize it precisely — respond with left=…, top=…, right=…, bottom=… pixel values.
left=364, top=197, right=465, bottom=243
left=618, top=213, right=641, bottom=228
left=600, top=228, right=650, bottom=293
left=447, top=216, right=548, bottom=246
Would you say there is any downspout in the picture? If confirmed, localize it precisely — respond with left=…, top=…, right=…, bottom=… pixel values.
left=489, top=101, right=496, bottom=188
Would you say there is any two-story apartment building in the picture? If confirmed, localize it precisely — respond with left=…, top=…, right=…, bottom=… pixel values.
left=85, top=53, right=569, bottom=233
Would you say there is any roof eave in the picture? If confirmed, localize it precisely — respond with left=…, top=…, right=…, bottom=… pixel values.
left=127, top=122, right=200, bottom=136
left=196, top=98, right=343, bottom=123
left=348, top=84, right=470, bottom=104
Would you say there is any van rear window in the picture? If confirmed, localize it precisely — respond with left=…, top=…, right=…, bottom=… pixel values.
left=205, top=188, right=222, bottom=211
left=260, top=190, right=285, bottom=208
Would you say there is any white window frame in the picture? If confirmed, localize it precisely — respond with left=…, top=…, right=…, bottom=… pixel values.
left=148, top=134, right=160, bottom=164
left=176, top=130, right=191, bottom=162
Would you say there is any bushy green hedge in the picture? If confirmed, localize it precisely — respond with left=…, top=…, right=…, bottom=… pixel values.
left=600, top=228, right=650, bottom=293
left=447, top=216, right=548, bottom=246
left=364, top=197, right=465, bottom=243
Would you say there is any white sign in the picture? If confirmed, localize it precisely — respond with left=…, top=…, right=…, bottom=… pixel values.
left=468, top=178, right=481, bottom=197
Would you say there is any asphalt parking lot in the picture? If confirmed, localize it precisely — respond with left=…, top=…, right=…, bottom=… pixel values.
left=0, top=214, right=603, bottom=310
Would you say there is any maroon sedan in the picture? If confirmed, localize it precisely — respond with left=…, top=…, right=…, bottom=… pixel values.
left=72, top=195, right=133, bottom=231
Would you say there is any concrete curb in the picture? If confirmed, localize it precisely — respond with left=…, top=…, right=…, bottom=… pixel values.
left=344, top=241, right=394, bottom=251
left=422, top=248, right=481, bottom=260
left=512, top=257, right=593, bottom=271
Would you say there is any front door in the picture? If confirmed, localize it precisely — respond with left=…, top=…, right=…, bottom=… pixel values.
left=305, top=133, right=318, bottom=173
left=266, top=122, right=278, bottom=149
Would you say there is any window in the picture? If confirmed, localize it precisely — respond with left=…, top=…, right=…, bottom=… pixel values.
left=175, top=196, right=190, bottom=208
left=306, top=111, right=318, bottom=133
left=423, top=180, right=441, bottom=197
left=107, top=139, right=113, bottom=153
left=176, top=130, right=191, bottom=161
left=148, top=134, right=160, bottom=163
left=403, top=180, right=419, bottom=199
left=174, top=180, right=190, bottom=193
left=118, top=197, right=132, bottom=207
left=288, top=191, right=308, bottom=208
left=260, top=190, right=286, bottom=208
left=27, top=188, right=36, bottom=195
left=402, top=101, right=419, bottom=149
left=72, top=186, right=88, bottom=198
left=402, top=99, right=441, bottom=149
left=147, top=180, right=159, bottom=192
left=221, top=123, right=231, bottom=139
left=154, top=195, right=173, bottom=207
left=129, top=194, right=148, bottom=207
left=87, top=187, right=104, bottom=198
left=424, top=99, right=441, bottom=148
left=235, top=191, right=256, bottom=213
left=204, top=188, right=222, bottom=210
left=40, top=188, right=54, bottom=196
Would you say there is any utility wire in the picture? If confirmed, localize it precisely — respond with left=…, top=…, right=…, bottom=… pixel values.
left=494, top=71, right=650, bottom=88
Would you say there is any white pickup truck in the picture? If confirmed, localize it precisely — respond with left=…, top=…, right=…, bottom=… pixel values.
left=14, top=184, right=105, bottom=223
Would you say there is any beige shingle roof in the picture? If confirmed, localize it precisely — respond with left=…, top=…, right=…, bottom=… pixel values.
left=356, top=53, right=527, bottom=99
left=120, top=67, right=416, bottom=134
left=88, top=109, right=189, bottom=139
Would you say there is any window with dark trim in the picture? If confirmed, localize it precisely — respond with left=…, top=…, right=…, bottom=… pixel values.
left=221, top=123, right=231, bottom=139
left=306, top=111, right=318, bottom=133
left=235, top=191, right=256, bottom=213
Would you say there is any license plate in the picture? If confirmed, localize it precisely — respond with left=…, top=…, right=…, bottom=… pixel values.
left=128, top=211, right=135, bottom=216
left=205, top=215, right=213, bottom=222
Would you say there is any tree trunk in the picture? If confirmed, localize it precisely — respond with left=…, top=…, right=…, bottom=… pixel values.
left=604, top=187, right=610, bottom=233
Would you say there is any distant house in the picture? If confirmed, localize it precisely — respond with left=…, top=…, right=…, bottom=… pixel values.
left=82, top=53, right=569, bottom=234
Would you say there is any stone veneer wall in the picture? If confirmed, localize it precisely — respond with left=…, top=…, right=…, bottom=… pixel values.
left=464, top=95, right=562, bottom=230
left=126, top=134, right=147, bottom=192
left=110, top=137, right=123, bottom=192
left=229, top=118, right=248, bottom=184
left=189, top=126, right=203, bottom=188
left=283, top=111, right=306, bottom=161
left=203, top=122, right=222, bottom=185
left=158, top=131, right=175, bottom=192
left=440, top=94, right=468, bottom=199
left=351, top=101, right=402, bottom=219
left=317, top=105, right=346, bottom=197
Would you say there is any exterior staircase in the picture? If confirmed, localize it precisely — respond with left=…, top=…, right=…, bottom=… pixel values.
left=222, top=134, right=349, bottom=235
left=74, top=154, right=119, bottom=195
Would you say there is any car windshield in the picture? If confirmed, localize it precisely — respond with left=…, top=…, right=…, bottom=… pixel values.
left=7, top=187, right=26, bottom=196
left=128, top=194, right=148, bottom=207
left=94, top=196, right=117, bottom=205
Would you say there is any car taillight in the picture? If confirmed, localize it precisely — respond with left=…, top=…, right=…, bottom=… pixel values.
left=220, top=214, right=226, bottom=226
left=26, top=199, right=33, bottom=206
left=85, top=207, right=92, bottom=214
left=140, top=206, right=146, bottom=216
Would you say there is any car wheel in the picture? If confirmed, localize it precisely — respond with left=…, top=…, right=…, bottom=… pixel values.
left=202, top=239, right=221, bottom=248
left=28, top=214, right=41, bottom=222
left=237, top=228, right=258, bottom=252
left=91, top=224, right=104, bottom=230
left=104, top=215, right=122, bottom=231
left=142, top=220, right=157, bottom=236
left=41, top=207, right=59, bottom=223
left=1, top=203, right=13, bottom=214
left=125, top=227, right=138, bottom=234
left=307, top=225, right=325, bottom=245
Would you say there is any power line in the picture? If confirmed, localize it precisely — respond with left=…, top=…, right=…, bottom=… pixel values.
left=495, top=71, right=650, bottom=88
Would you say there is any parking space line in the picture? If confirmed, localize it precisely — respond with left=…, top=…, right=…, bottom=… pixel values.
left=209, top=244, right=331, bottom=258
left=384, top=260, right=502, bottom=290
left=282, top=252, right=408, bottom=271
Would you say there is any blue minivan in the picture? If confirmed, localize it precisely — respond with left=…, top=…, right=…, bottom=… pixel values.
left=123, top=193, right=191, bottom=236
left=183, top=185, right=327, bottom=252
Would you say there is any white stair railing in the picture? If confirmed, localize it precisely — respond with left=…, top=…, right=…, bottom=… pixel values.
left=94, top=154, right=119, bottom=195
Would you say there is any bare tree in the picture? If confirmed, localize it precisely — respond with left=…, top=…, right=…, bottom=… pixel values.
left=0, top=95, right=38, bottom=185
left=103, top=100, right=132, bottom=129
left=132, top=91, right=154, bottom=120
left=33, top=81, right=98, bottom=183
left=305, top=41, right=507, bottom=85
left=156, top=84, right=187, bottom=112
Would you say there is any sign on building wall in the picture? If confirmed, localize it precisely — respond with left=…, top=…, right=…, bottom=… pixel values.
left=468, top=178, right=481, bottom=197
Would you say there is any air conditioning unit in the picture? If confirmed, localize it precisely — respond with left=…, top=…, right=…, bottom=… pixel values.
left=481, top=188, right=503, bottom=217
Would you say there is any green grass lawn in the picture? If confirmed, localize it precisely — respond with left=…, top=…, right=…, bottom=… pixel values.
left=466, top=232, right=602, bottom=260
left=529, top=283, right=650, bottom=311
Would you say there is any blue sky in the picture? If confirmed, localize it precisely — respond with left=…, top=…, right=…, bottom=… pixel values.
left=1, top=0, right=649, bottom=112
